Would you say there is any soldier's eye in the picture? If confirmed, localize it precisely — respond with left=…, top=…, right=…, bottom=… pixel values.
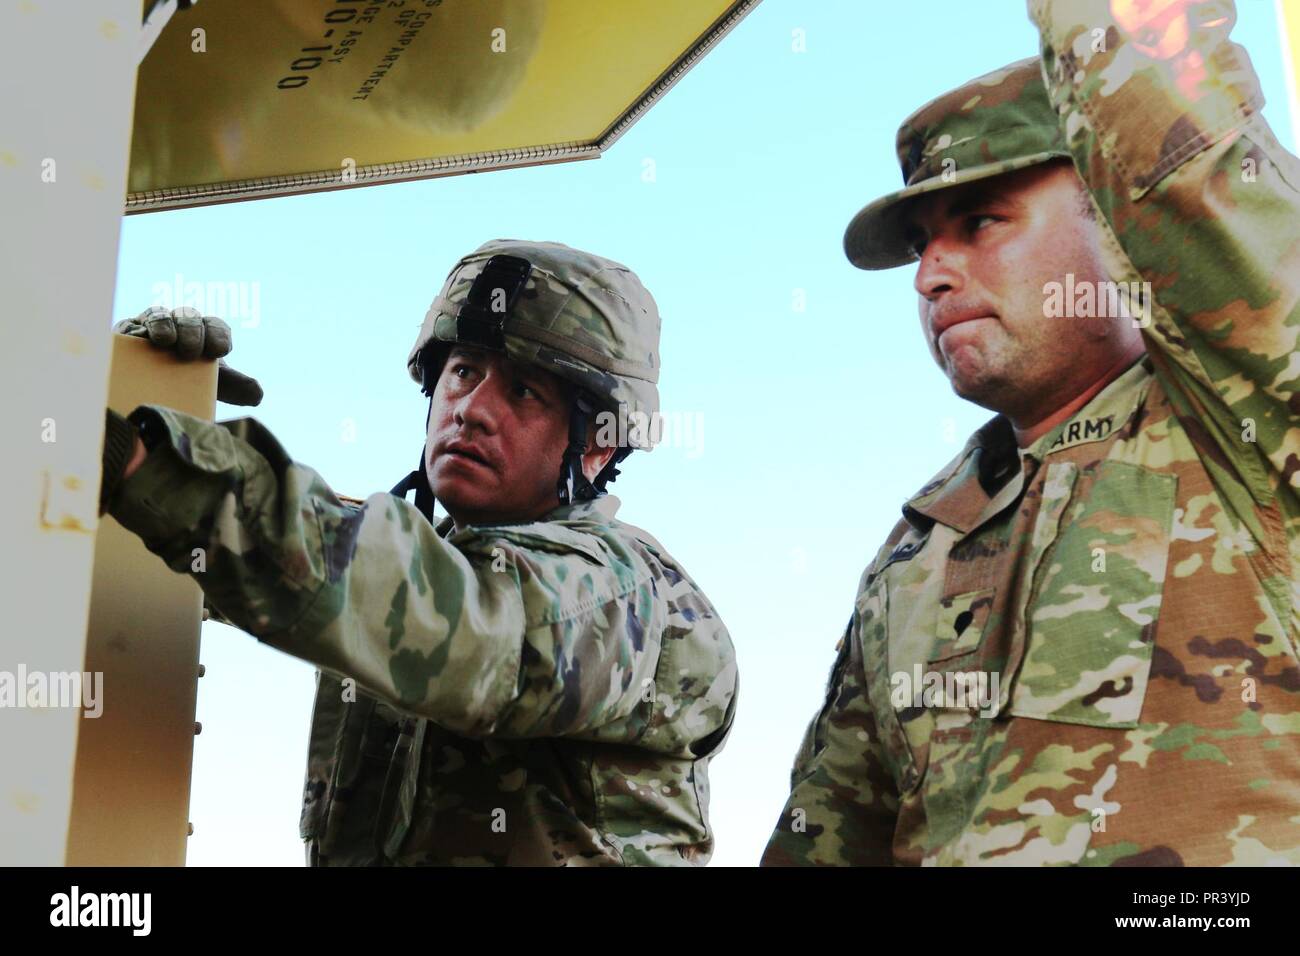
left=968, top=214, right=998, bottom=232
left=451, top=363, right=481, bottom=382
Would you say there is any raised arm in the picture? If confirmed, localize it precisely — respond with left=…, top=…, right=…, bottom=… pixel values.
left=1029, top=0, right=1300, bottom=523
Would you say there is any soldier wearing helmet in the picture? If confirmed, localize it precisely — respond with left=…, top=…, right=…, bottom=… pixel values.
left=391, top=239, right=665, bottom=526
left=101, top=239, right=738, bottom=866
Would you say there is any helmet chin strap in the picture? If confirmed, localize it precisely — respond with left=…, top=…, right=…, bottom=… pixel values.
left=388, top=447, right=436, bottom=523
left=557, top=393, right=600, bottom=506
left=389, top=357, right=439, bottom=524
left=393, top=351, right=622, bottom=520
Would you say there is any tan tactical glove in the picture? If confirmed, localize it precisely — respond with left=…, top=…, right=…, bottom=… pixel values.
left=113, top=306, right=264, bottom=406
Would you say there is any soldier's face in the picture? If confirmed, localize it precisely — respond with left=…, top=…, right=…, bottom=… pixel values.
left=424, top=346, right=574, bottom=526
left=904, top=161, right=1143, bottom=426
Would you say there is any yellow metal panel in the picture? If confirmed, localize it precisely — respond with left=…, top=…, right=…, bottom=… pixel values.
left=128, top=0, right=751, bottom=207
left=65, top=336, right=217, bottom=866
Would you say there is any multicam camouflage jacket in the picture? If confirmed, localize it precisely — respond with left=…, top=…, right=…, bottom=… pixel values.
left=764, top=1, right=1300, bottom=865
left=109, top=408, right=737, bottom=865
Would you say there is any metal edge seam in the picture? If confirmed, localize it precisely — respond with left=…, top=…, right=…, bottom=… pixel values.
left=597, top=0, right=763, bottom=152
left=125, top=141, right=599, bottom=213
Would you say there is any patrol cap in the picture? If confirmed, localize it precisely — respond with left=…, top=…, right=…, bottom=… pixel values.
left=844, top=56, right=1072, bottom=271
left=408, top=239, right=661, bottom=449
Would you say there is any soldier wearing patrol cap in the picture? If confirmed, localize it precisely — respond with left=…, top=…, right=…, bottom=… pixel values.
left=101, top=239, right=738, bottom=866
left=764, top=0, right=1300, bottom=866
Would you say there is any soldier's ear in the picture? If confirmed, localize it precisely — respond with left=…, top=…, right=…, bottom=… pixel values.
left=581, top=434, right=616, bottom=483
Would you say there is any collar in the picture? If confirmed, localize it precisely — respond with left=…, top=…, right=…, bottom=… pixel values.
left=1023, top=354, right=1151, bottom=461
left=542, top=493, right=622, bottom=524
left=902, top=355, right=1152, bottom=535
left=439, top=494, right=623, bottom=538
left=902, top=416, right=1019, bottom=535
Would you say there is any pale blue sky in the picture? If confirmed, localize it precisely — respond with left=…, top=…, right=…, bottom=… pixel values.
left=112, top=0, right=1296, bottom=866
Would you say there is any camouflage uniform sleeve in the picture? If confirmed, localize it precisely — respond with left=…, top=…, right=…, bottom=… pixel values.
left=761, top=618, right=899, bottom=865
left=1029, top=0, right=1300, bottom=516
left=110, top=405, right=663, bottom=741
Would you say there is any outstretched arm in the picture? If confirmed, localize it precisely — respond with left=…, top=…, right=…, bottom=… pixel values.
left=105, top=404, right=667, bottom=743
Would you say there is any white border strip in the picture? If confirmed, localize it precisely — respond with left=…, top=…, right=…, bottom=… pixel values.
left=1278, top=0, right=1300, bottom=153
left=139, top=0, right=179, bottom=65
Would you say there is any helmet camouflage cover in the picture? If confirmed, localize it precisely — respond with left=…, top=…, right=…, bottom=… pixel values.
left=407, top=239, right=662, bottom=449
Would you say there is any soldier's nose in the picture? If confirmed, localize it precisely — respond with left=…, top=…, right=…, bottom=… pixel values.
left=455, top=382, right=502, bottom=434
left=914, top=241, right=963, bottom=300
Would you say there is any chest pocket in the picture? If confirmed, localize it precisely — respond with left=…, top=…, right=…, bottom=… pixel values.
left=1007, top=459, right=1178, bottom=727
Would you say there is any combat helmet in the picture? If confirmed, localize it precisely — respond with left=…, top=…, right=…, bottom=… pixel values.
left=391, top=239, right=662, bottom=521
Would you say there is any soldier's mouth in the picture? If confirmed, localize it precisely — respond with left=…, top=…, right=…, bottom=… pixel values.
left=938, top=315, right=994, bottom=339
left=447, top=450, right=487, bottom=465
left=933, top=310, right=996, bottom=338
left=441, top=444, right=496, bottom=470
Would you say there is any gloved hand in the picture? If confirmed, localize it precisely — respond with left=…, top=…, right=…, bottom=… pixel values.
left=113, top=306, right=264, bottom=406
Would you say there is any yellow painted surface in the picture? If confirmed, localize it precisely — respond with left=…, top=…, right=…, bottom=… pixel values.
left=65, top=337, right=217, bottom=866
left=130, top=0, right=738, bottom=195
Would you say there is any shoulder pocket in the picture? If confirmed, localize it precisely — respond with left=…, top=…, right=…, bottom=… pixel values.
left=931, top=587, right=997, bottom=664
left=857, top=577, right=921, bottom=791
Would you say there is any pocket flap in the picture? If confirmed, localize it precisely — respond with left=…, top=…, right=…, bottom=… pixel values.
left=931, top=587, right=996, bottom=663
